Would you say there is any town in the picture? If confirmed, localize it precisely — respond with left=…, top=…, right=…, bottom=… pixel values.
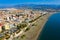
left=0, top=8, right=48, bottom=40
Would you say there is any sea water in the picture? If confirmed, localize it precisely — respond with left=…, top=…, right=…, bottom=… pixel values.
left=37, top=13, right=60, bottom=40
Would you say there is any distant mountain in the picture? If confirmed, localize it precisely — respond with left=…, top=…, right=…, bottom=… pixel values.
left=0, top=4, right=60, bottom=10
left=13, top=4, right=60, bottom=10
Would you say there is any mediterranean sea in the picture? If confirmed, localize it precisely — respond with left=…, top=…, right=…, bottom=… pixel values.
left=37, top=12, right=60, bottom=40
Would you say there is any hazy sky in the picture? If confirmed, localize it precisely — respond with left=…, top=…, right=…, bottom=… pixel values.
left=0, top=0, right=60, bottom=5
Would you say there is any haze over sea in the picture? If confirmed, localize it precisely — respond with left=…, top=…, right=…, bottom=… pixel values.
left=38, top=12, right=60, bottom=40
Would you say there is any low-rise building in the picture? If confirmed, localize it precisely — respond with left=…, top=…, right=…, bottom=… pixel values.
left=4, top=23, right=10, bottom=30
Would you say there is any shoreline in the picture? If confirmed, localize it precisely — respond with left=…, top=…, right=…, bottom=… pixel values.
left=36, top=13, right=53, bottom=40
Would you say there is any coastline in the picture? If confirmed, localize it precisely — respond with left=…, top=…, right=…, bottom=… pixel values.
left=36, top=13, right=53, bottom=40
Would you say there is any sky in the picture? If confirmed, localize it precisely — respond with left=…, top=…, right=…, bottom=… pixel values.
left=0, top=0, right=60, bottom=5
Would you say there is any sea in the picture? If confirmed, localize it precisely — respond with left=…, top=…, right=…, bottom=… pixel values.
left=37, top=12, right=60, bottom=40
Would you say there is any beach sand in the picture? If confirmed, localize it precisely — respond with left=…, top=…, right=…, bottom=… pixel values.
left=17, top=13, right=53, bottom=40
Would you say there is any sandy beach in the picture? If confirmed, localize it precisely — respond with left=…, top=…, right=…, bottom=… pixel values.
left=16, top=13, right=53, bottom=40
